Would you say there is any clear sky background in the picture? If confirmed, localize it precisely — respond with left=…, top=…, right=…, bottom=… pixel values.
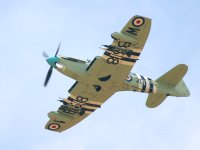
left=0, top=0, right=200, bottom=150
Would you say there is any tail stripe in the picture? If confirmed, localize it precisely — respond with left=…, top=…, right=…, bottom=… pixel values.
left=140, top=75, right=146, bottom=92
left=149, top=82, right=154, bottom=93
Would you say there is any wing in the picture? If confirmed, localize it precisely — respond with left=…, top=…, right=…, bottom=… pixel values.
left=45, top=81, right=116, bottom=132
left=101, top=15, right=151, bottom=76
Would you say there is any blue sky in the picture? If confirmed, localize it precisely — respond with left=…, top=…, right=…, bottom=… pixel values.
left=0, top=0, right=200, bottom=150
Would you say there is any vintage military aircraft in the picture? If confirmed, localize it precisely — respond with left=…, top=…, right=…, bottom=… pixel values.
left=43, top=15, right=190, bottom=132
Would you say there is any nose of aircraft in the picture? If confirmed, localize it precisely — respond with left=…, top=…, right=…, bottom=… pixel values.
left=46, top=57, right=59, bottom=67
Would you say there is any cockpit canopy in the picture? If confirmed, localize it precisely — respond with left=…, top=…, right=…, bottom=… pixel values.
left=60, top=56, right=86, bottom=64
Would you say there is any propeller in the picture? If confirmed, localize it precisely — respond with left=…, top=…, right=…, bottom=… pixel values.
left=43, top=43, right=61, bottom=87
left=42, top=51, right=49, bottom=58
left=44, top=66, right=53, bottom=87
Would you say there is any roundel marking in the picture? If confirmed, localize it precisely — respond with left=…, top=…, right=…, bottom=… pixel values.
left=132, top=17, right=145, bottom=27
left=48, top=123, right=60, bottom=130
left=126, top=75, right=132, bottom=81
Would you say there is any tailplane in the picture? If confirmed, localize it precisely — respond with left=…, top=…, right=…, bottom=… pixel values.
left=146, top=64, right=190, bottom=108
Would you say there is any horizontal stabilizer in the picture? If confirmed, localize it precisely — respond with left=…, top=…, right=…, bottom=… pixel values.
left=146, top=64, right=190, bottom=108
left=146, top=93, right=167, bottom=108
left=156, top=64, right=188, bottom=86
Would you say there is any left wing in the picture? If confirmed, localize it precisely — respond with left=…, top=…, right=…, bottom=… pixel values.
left=45, top=81, right=116, bottom=132
left=102, top=15, right=151, bottom=72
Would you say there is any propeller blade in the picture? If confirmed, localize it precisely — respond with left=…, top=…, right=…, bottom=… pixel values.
left=54, top=42, right=61, bottom=57
left=43, top=51, right=49, bottom=58
left=44, top=66, right=53, bottom=87
left=43, top=42, right=61, bottom=87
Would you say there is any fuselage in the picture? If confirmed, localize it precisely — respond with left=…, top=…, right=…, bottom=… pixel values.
left=46, top=56, right=157, bottom=94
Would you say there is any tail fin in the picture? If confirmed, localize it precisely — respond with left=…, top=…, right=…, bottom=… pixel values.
left=146, top=64, right=190, bottom=108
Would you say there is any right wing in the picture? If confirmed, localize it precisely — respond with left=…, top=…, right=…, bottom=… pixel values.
left=45, top=81, right=116, bottom=132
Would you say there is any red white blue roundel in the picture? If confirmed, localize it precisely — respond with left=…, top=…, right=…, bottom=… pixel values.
left=132, top=17, right=145, bottom=27
left=48, top=123, right=60, bottom=130
left=126, top=75, right=132, bottom=81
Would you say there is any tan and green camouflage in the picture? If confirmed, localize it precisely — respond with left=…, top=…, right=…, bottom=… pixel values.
left=44, top=15, right=190, bottom=132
